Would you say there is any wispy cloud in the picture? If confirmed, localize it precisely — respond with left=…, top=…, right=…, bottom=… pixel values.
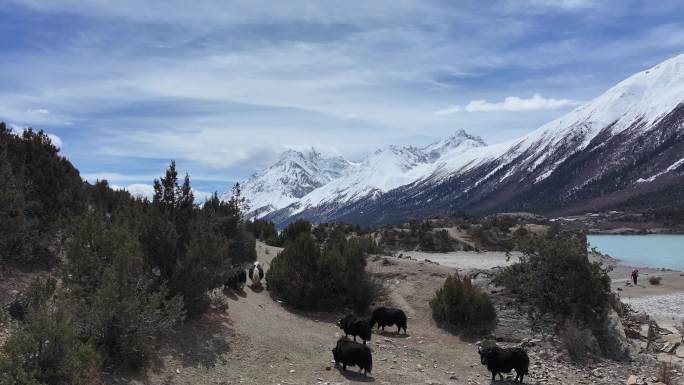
left=435, top=94, right=580, bottom=114
left=111, top=183, right=214, bottom=203
left=27, top=108, right=50, bottom=115
left=0, top=0, right=683, bottom=186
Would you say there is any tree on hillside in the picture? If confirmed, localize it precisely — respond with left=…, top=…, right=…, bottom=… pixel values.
left=267, top=223, right=376, bottom=311
left=63, top=214, right=184, bottom=368
left=0, top=143, right=29, bottom=265
left=0, top=123, right=85, bottom=266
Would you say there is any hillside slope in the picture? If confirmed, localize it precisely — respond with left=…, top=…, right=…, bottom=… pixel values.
left=256, top=54, right=684, bottom=227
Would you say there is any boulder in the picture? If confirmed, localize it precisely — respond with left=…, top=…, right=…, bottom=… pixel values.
left=662, top=333, right=682, bottom=344
left=659, top=342, right=679, bottom=354
left=626, top=375, right=641, bottom=385
left=676, top=345, right=684, bottom=359
left=601, top=310, right=637, bottom=359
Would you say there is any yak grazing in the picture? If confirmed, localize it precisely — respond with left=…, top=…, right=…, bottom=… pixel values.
left=339, top=314, right=372, bottom=344
left=370, top=307, right=407, bottom=334
left=332, top=337, right=373, bottom=375
left=479, top=346, right=529, bottom=382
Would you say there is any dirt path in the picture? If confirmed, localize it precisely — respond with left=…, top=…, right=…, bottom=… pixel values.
left=113, top=242, right=656, bottom=385
left=110, top=242, right=503, bottom=385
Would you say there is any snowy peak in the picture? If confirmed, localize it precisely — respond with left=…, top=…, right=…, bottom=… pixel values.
left=423, top=129, right=487, bottom=160
left=236, top=147, right=352, bottom=216
left=527, top=53, right=684, bottom=145
left=239, top=129, right=487, bottom=214
left=256, top=53, right=684, bottom=226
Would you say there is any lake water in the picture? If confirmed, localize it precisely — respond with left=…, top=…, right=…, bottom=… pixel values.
left=587, top=234, right=684, bottom=270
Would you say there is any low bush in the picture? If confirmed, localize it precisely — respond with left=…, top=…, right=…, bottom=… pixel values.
left=267, top=225, right=376, bottom=312
left=0, top=319, right=101, bottom=385
left=649, top=276, right=662, bottom=285
left=494, top=228, right=610, bottom=325
left=0, top=299, right=102, bottom=385
left=430, top=273, right=496, bottom=336
left=494, top=228, right=616, bottom=358
left=64, top=214, right=185, bottom=369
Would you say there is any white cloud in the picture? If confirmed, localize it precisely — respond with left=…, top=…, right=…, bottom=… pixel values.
left=111, top=183, right=155, bottom=199
left=27, top=108, right=50, bottom=115
left=434, top=105, right=462, bottom=115
left=436, top=94, right=579, bottom=114
left=111, top=183, right=214, bottom=203
left=47, top=133, right=62, bottom=149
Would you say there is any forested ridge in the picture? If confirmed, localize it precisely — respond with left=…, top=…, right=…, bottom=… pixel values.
left=0, top=122, right=256, bottom=383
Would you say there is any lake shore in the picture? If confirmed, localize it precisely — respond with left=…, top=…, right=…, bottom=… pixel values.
left=398, top=250, right=521, bottom=270
left=406, top=248, right=684, bottom=326
left=596, top=252, right=684, bottom=326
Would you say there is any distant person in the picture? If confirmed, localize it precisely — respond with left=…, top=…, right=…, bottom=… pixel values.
left=631, top=269, right=639, bottom=285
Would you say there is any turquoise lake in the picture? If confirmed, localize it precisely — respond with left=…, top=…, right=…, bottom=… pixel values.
left=587, top=234, right=684, bottom=270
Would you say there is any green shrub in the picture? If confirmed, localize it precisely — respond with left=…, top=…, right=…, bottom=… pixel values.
left=267, top=231, right=375, bottom=311
left=430, top=273, right=496, bottom=336
left=279, top=219, right=312, bottom=244
left=251, top=219, right=279, bottom=245
left=64, top=214, right=185, bottom=369
left=0, top=302, right=102, bottom=385
left=494, top=228, right=610, bottom=325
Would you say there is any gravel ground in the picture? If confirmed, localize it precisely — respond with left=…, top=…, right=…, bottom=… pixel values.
left=400, top=250, right=521, bottom=270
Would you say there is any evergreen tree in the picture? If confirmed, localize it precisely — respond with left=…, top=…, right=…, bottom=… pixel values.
left=0, top=143, right=28, bottom=265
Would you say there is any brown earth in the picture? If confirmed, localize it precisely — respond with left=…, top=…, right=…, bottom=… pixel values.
left=2, top=242, right=667, bottom=384
left=104, top=242, right=664, bottom=385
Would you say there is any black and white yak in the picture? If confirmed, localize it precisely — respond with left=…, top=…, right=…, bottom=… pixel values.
left=248, top=261, right=265, bottom=287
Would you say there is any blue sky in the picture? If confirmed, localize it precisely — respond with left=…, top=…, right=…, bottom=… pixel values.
left=2, top=0, right=684, bottom=199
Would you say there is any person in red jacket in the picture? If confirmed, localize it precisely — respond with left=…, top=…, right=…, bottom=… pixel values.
left=631, top=269, right=639, bottom=285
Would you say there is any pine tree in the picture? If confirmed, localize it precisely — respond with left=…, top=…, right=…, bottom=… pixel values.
left=153, top=160, right=179, bottom=212
left=0, top=142, right=28, bottom=265
left=179, top=174, right=194, bottom=211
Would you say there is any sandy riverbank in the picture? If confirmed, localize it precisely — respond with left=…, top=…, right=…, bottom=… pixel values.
left=612, top=269, right=684, bottom=324
left=399, top=250, right=521, bottom=270
left=405, top=249, right=684, bottom=326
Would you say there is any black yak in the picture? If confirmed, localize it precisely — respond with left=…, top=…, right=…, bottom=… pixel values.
left=339, top=314, right=372, bottom=344
left=332, top=337, right=372, bottom=375
left=248, top=261, right=265, bottom=287
left=369, top=307, right=407, bottom=334
left=478, top=346, right=529, bottom=382
left=224, top=266, right=247, bottom=291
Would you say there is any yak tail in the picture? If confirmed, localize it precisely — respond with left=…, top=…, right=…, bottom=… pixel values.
left=367, top=357, right=372, bottom=374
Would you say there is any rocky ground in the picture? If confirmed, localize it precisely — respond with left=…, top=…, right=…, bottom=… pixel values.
left=99, top=242, right=681, bottom=385
left=3, top=241, right=681, bottom=384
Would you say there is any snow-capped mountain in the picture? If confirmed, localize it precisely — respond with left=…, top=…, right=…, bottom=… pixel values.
left=244, top=53, right=684, bottom=226
left=239, top=130, right=486, bottom=219
left=233, top=148, right=352, bottom=216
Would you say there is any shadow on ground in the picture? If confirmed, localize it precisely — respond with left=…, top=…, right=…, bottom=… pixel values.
left=377, top=330, right=410, bottom=338
left=335, top=366, right=375, bottom=382
left=223, top=288, right=247, bottom=300
left=162, top=310, right=234, bottom=370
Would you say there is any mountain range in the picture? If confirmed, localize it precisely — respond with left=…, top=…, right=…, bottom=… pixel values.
left=232, top=54, right=684, bottom=227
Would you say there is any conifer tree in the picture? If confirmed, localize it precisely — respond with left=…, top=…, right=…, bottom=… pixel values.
left=0, top=142, right=28, bottom=264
